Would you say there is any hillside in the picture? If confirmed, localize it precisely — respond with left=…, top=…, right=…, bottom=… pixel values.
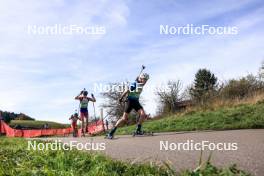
left=9, top=120, right=70, bottom=129
left=116, top=100, right=264, bottom=135
left=0, top=110, right=35, bottom=122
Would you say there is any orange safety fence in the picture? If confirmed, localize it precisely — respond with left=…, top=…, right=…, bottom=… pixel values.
left=0, top=120, right=105, bottom=138
left=77, top=120, right=105, bottom=136
left=88, top=120, right=104, bottom=134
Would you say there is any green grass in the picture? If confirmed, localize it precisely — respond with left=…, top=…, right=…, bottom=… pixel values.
left=0, top=137, right=249, bottom=176
left=117, top=101, right=264, bottom=135
left=9, top=120, right=70, bottom=129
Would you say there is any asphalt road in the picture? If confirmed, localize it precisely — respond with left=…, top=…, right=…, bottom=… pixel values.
left=44, top=129, right=264, bottom=176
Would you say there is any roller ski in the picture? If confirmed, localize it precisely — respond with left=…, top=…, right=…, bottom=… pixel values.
left=132, top=130, right=153, bottom=137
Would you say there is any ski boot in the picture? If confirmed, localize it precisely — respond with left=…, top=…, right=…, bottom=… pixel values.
left=105, top=133, right=114, bottom=139
left=132, top=130, right=144, bottom=137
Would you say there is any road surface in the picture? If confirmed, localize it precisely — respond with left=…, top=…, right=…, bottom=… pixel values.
left=42, top=129, right=264, bottom=176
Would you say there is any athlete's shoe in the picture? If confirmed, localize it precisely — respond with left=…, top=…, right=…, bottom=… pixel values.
left=105, top=133, right=114, bottom=139
left=81, top=129, right=85, bottom=137
left=73, top=132, right=77, bottom=137
left=135, top=130, right=144, bottom=135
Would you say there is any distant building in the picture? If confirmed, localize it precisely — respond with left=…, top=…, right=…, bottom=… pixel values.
left=174, top=100, right=193, bottom=111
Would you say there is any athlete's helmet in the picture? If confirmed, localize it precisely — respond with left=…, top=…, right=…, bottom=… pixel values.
left=140, top=73, right=150, bottom=80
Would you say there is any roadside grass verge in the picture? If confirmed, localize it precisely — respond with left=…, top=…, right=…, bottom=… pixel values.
left=9, top=120, right=70, bottom=129
left=0, top=137, right=249, bottom=176
left=116, top=101, right=264, bottom=135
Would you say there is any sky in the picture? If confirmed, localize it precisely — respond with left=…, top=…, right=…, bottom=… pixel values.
left=0, top=0, right=263, bottom=123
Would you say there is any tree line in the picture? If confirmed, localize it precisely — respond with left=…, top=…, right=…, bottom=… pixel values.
left=157, top=62, right=264, bottom=114
left=0, top=111, right=35, bottom=123
left=101, top=61, right=264, bottom=121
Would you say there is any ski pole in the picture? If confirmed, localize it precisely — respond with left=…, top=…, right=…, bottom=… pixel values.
left=91, top=93, right=97, bottom=125
left=136, top=65, right=146, bottom=81
left=138, top=65, right=146, bottom=77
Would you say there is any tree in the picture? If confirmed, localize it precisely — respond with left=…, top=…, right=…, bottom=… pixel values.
left=101, top=82, right=144, bottom=125
left=190, top=68, right=218, bottom=104
left=259, top=60, right=264, bottom=81
left=220, top=74, right=264, bottom=99
left=156, top=80, right=183, bottom=114
left=100, top=83, right=125, bottom=121
left=0, top=110, right=35, bottom=123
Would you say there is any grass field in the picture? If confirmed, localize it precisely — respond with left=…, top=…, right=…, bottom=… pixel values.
left=116, top=101, right=264, bottom=135
left=0, top=137, right=249, bottom=176
left=9, top=120, right=70, bottom=129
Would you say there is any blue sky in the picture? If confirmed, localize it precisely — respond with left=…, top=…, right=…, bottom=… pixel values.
left=0, top=0, right=263, bottom=123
